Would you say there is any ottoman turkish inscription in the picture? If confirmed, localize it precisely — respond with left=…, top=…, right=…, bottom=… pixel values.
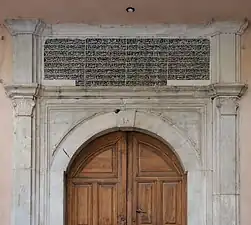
left=43, top=38, right=210, bottom=86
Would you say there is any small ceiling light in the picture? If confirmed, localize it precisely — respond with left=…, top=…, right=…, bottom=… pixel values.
left=126, top=7, right=135, bottom=12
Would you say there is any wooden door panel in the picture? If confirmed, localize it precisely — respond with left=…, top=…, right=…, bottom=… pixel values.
left=97, top=183, right=118, bottom=225
left=71, top=183, right=119, bottom=225
left=138, top=143, right=173, bottom=174
left=129, top=132, right=185, bottom=225
left=67, top=132, right=127, bottom=225
left=79, top=145, right=118, bottom=178
left=82, top=148, right=114, bottom=173
left=162, top=182, right=182, bottom=225
left=136, top=182, right=156, bottom=225
left=73, top=184, right=92, bottom=225
left=67, top=132, right=186, bottom=225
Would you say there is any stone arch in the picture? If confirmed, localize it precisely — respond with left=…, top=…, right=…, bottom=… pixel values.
left=51, top=110, right=201, bottom=172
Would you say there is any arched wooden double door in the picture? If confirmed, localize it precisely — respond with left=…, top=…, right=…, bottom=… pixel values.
left=66, top=132, right=187, bottom=225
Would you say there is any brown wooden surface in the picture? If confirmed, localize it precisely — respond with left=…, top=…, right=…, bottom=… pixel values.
left=66, top=131, right=187, bottom=225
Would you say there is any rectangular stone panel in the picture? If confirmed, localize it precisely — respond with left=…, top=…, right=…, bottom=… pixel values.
left=44, top=38, right=210, bottom=86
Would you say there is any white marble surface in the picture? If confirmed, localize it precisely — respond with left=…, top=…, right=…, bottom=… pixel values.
left=3, top=19, right=248, bottom=225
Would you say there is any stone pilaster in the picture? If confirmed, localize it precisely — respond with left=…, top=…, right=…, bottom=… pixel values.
left=4, top=84, right=39, bottom=225
left=4, top=19, right=46, bottom=225
left=212, top=92, right=243, bottom=225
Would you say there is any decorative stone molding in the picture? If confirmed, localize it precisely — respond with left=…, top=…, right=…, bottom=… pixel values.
left=47, top=20, right=248, bottom=37
left=4, top=84, right=40, bottom=98
left=4, top=19, right=46, bottom=83
left=11, top=98, right=36, bottom=117
left=215, top=97, right=239, bottom=115
left=212, top=83, right=247, bottom=115
left=212, top=20, right=249, bottom=35
left=4, top=84, right=39, bottom=116
left=41, top=85, right=214, bottom=98
left=3, top=83, right=247, bottom=100
left=40, top=83, right=248, bottom=99
left=4, top=19, right=46, bottom=36
left=210, top=83, right=248, bottom=97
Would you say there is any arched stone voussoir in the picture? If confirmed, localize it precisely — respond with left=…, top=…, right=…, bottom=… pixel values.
left=51, top=110, right=201, bottom=172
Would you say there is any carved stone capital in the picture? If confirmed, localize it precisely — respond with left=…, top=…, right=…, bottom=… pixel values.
left=210, top=83, right=247, bottom=115
left=212, top=20, right=249, bottom=35
left=215, top=97, right=239, bottom=115
left=12, top=98, right=36, bottom=116
left=209, top=83, right=248, bottom=98
left=4, top=84, right=39, bottom=116
left=4, top=19, right=47, bottom=36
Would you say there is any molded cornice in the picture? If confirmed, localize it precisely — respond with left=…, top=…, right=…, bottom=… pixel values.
left=4, top=83, right=248, bottom=99
left=4, top=19, right=248, bottom=37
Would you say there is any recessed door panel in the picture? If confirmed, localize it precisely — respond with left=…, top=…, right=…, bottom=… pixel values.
left=67, top=131, right=186, bottom=225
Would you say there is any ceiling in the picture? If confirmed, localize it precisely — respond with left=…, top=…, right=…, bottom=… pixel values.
left=0, top=0, right=251, bottom=24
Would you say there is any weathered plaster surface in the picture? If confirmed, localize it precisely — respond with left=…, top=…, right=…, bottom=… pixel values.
left=240, top=28, right=251, bottom=225
left=0, top=27, right=13, bottom=225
